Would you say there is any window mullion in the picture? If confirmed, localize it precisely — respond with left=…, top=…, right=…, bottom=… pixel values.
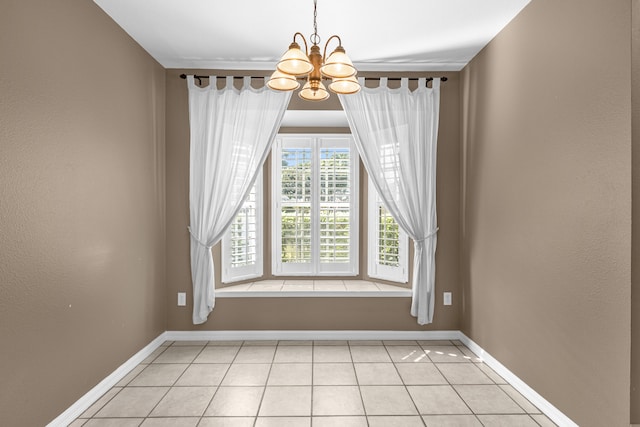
left=349, top=141, right=359, bottom=275
left=272, top=139, right=283, bottom=275
left=311, top=137, right=320, bottom=275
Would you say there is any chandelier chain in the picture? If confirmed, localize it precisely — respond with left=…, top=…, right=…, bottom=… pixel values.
left=310, top=0, right=320, bottom=45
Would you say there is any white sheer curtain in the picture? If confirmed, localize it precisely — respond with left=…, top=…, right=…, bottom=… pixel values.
left=339, top=77, right=440, bottom=325
left=187, top=75, right=291, bottom=324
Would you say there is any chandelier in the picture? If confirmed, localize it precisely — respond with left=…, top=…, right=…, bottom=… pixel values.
left=267, top=0, right=361, bottom=101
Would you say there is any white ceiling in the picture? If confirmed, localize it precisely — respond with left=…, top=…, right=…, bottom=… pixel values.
left=93, top=0, right=531, bottom=72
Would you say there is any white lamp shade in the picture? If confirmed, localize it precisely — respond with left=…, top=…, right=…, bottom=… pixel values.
left=277, top=44, right=313, bottom=76
left=329, top=75, right=361, bottom=94
left=320, top=48, right=356, bottom=79
left=267, top=70, right=300, bottom=91
left=299, top=81, right=330, bottom=101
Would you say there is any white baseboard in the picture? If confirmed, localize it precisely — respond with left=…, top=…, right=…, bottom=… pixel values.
left=458, top=332, right=578, bottom=427
left=164, top=329, right=459, bottom=341
left=50, top=329, right=578, bottom=427
left=47, top=332, right=167, bottom=427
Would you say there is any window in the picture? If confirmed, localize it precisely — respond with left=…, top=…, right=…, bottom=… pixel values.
left=368, top=177, right=408, bottom=283
left=221, top=170, right=263, bottom=283
left=272, top=135, right=359, bottom=276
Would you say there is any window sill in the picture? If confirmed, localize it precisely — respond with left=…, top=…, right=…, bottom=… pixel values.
left=216, top=280, right=411, bottom=298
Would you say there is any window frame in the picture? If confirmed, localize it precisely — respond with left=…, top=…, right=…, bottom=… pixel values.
left=272, top=134, right=359, bottom=276
left=221, top=169, right=264, bottom=283
left=367, top=177, right=409, bottom=283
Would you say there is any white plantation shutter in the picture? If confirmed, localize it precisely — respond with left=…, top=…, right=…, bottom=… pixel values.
left=368, top=177, right=409, bottom=283
left=230, top=188, right=257, bottom=267
left=272, top=135, right=359, bottom=276
left=280, top=144, right=313, bottom=267
left=222, top=171, right=263, bottom=283
left=319, top=146, right=351, bottom=264
left=377, top=205, right=398, bottom=266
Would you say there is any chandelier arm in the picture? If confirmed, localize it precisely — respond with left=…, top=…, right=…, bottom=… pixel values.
left=293, top=32, right=309, bottom=56
left=323, top=35, right=343, bottom=62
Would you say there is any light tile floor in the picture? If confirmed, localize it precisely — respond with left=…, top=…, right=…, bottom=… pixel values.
left=71, top=340, right=558, bottom=427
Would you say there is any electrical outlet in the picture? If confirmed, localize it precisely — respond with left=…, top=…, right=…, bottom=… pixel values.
left=177, top=292, right=186, bottom=306
left=443, top=292, right=452, bottom=306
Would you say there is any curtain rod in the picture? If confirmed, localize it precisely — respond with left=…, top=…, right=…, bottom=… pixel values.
left=179, top=73, right=448, bottom=85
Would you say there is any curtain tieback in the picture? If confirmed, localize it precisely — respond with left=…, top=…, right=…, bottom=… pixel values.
left=415, top=227, right=439, bottom=243
left=187, top=226, right=213, bottom=249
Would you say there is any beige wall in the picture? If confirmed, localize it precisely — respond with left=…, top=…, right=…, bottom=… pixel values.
left=460, top=0, right=631, bottom=425
left=0, top=1, right=167, bottom=425
left=165, top=70, right=461, bottom=330
left=632, top=0, right=640, bottom=422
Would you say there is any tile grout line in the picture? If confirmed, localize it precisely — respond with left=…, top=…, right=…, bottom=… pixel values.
left=346, top=341, right=370, bottom=426
left=381, top=342, right=428, bottom=427
left=310, top=339, right=315, bottom=420
left=198, top=341, right=242, bottom=423
left=446, top=341, right=541, bottom=420
left=143, top=343, right=208, bottom=423
left=432, top=341, right=550, bottom=424
left=84, top=344, right=173, bottom=421
left=198, top=341, right=237, bottom=424
left=426, top=342, right=483, bottom=423
left=252, top=340, right=276, bottom=425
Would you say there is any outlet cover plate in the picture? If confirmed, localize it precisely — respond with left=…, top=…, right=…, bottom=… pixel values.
left=177, top=292, right=187, bottom=306
left=443, top=292, right=452, bottom=306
